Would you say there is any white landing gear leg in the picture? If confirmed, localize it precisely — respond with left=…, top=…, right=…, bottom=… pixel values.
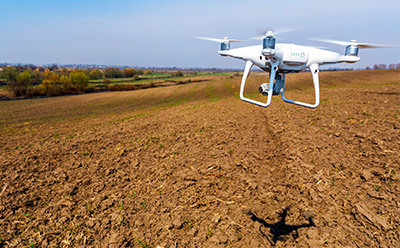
left=240, top=60, right=280, bottom=108
left=281, top=63, right=320, bottom=109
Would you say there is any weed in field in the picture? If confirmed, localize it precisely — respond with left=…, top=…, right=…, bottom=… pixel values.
left=135, top=238, right=149, bottom=248
left=24, top=213, right=33, bottom=222
left=208, top=227, right=213, bottom=238
left=131, top=188, right=136, bottom=198
left=28, top=241, right=37, bottom=248
left=82, top=150, right=92, bottom=156
left=141, top=199, right=146, bottom=209
left=375, top=184, right=380, bottom=191
left=86, top=202, right=96, bottom=215
left=114, top=219, right=124, bottom=230
left=184, top=219, right=193, bottom=230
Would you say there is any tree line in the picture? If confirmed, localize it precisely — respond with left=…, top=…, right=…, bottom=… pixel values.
left=0, top=66, right=151, bottom=97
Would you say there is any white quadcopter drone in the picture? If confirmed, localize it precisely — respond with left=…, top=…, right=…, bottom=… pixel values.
left=196, top=31, right=392, bottom=108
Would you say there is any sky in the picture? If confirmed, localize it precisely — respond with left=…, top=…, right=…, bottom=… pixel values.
left=1, top=0, right=399, bottom=69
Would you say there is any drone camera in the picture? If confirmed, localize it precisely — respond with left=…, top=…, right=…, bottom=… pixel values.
left=258, top=83, right=269, bottom=96
left=259, top=73, right=285, bottom=97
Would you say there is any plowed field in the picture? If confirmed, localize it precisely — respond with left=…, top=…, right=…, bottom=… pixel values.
left=1, top=70, right=399, bottom=247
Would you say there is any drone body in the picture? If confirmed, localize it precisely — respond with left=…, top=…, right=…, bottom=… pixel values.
left=197, top=33, right=390, bottom=109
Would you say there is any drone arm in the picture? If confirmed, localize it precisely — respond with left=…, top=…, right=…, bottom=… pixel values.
left=281, top=63, right=320, bottom=109
left=240, top=60, right=279, bottom=108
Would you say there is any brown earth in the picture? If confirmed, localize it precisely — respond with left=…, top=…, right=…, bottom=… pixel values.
left=0, top=70, right=399, bottom=247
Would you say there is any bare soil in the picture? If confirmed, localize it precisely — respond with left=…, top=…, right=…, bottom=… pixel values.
left=0, top=70, right=399, bottom=247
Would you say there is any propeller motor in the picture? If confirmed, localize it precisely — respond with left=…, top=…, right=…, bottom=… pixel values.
left=262, top=31, right=276, bottom=57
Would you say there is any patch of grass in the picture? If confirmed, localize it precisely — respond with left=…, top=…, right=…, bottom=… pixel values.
left=184, top=219, right=193, bottom=230
left=141, top=199, right=146, bottom=209
left=28, top=241, right=37, bottom=248
left=114, top=113, right=146, bottom=123
left=82, top=150, right=92, bottom=156
left=135, top=238, right=149, bottom=248
left=131, top=188, right=137, bottom=198
left=204, top=84, right=215, bottom=98
left=208, top=227, right=213, bottom=238
left=24, top=213, right=33, bottom=222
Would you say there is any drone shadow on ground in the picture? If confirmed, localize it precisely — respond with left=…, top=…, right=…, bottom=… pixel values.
left=247, top=206, right=315, bottom=246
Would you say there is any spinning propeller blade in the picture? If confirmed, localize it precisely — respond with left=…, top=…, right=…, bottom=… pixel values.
left=195, top=37, right=244, bottom=43
left=310, top=38, right=395, bottom=49
left=252, top=27, right=300, bottom=40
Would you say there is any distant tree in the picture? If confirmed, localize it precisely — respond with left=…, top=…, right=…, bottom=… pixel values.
left=31, top=70, right=43, bottom=84
left=365, top=66, right=371, bottom=70
left=173, top=71, right=184, bottom=77
left=42, top=71, right=59, bottom=91
left=104, top=67, right=123, bottom=78
left=123, top=68, right=136, bottom=78
left=17, top=70, right=32, bottom=84
left=373, top=64, right=387, bottom=70
left=3, top=66, right=18, bottom=82
left=9, top=70, right=32, bottom=96
left=69, top=72, right=88, bottom=90
left=79, top=69, right=90, bottom=77
left=89, top=69, right=103, bottom=80
left=60, top=75, right=71, bottom=90
left=144, top=69, right=152, bottom=75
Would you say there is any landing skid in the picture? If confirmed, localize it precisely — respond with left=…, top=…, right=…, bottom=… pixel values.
left=239, top=61, right=320, bottom=108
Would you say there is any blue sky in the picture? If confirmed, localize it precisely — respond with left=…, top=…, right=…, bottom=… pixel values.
left=1, top=0, right=399, bottom=69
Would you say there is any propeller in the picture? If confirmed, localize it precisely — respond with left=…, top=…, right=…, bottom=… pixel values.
left=194, top=37, right=244, bottom=43
left=252, top=31, right=275, bottom=41
left=310, top=38, right=395, bottom=49
left=252, top=27, right=300, bottom=40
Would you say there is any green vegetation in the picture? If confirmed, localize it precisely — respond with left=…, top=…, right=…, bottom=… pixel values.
left=0, top=64, right=239, bottom=98
left=135, top=238, right=149, bottom=248
left=0, top=236, right=5, bottom=248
